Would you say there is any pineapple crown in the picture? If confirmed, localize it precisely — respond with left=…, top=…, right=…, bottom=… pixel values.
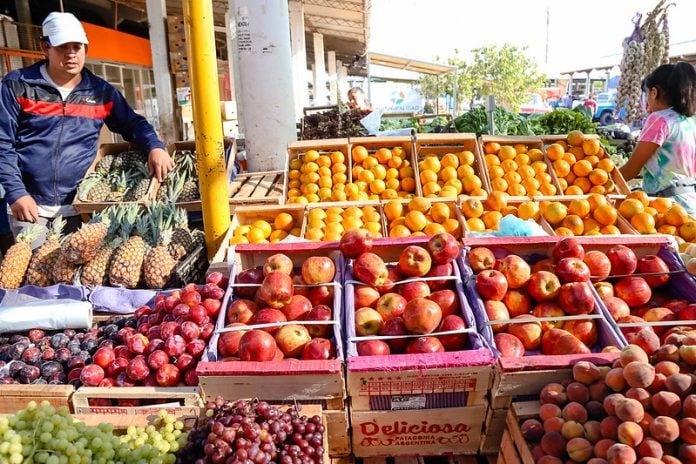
left=117, top=203, right=141, bottom=240
left=166, top=169, right=187, bottom=203
left=16, top=224, right=43, bottom=244
left=76, top=173, right=106, bottom=201
left=47, top=215, right=66, bottom=240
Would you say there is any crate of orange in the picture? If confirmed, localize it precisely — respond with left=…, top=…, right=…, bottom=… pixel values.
left=534, top=194, right=636, bottom=237
left=227, top=204, right=306, bottom=245
left=382, top=196, right=465, bottom=239
left=348, top=136, right=419, bottom=200
left=459, top=192, right=554, bottom=236
left=479, top=135, right=561, bottom=197
left=612, top=191, right=696, bottom=245
left=303, top=201, right=387, bottom=242
left=541, top=131, right=630, bottom=196
left=414, top=133, right=490, bottom=199
left=285, top=139, right=351, bottom=204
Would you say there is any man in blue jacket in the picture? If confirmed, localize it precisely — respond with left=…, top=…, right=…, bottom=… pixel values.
left=0, top=12, right=173, bottom=245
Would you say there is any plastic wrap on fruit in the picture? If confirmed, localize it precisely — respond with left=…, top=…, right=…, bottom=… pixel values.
left=0, top=292, right=91, bottom=333
left=493, top=215, right=548, bottom=237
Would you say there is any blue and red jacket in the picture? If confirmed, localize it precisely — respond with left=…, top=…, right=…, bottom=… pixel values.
left=0, top=60, right=165, bottom=207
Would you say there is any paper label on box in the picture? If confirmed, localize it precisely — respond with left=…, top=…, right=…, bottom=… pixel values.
left=390, top=395, right=426, bottom=410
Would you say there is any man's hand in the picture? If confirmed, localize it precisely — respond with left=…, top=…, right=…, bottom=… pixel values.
left=148, top=148, right=174, bottom=182
left=10, top=195, right=39, bottom=223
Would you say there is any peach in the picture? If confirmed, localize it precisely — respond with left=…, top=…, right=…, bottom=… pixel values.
left=605, top=368, right=627, bottom=392
left=617, top=421, right=644, bottom=447
left=626, top=327, right=660, bottom=356
left=649, top=416, right=680, bottom=443
left=544, top=416, right=566, bottom=433
left=567, top=437, right=593, bottom=462
left=621, top=344, right=650, bottom=366
left=561, top=420, right=585, bottom=440
left=536, top=456, right=563, bottom=464
left=562, top=402, right=588, bottom=423
left=588, top=459, right=609, bottom=464
left=566, top=382, right=590, bottom=404
left=679, top=417, right=696, bottom=445
left=660, top=455, right=683, bottom=464
left=651, top=391, right=682, bottom=417
left=626, top=387, right=652, bottom=408
left=679, top=443, right=696, bottom=462
left=586, top=401, right=605, bottom=420
left=573, top=360, right=602, bottom=385
left=652, top=344, right=680, bottom=364
left=639, top=411, right=655, bottom=434
left=623, top=361, right=656, bottom=388
left=583, top=420, right=602, bottom=443
left=540, top=403, right=563, bottom=421
left=541, top=383, right=568, bottom=406
left=615, top=398, right=645, bottom=423
left=665, top=372, right=693, bottom=397
left=520, top=419, right=544, bottom=441
left=541, top=431, right=568, bottom=458
left=606, top=443, right=637, bottom=464
left=636, top=458, right=664, bottom=464
left=682, top=394, right=696, bottom=418
left=594, top=438, right=616, bottom=459
left=647, top=372, right=667, bottom=394
left=654, top=360, right=681, bottom=377
left=679, top=344, right=696, bottom=366
left=600, top=416, right=621, bottom=440
left=603, top=393, right=626, bottom=416
left=531, top=444, right=545, bottom=462
left=637, top=437, right=664, bottom=459
left=589, top=381, right=611, bottom=402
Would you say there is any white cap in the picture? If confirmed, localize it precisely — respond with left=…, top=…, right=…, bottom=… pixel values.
left=42, top=12, right=89, bottom=46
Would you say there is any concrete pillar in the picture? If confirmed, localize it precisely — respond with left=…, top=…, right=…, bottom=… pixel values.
left=288, top=1, right=307, bottom=120
left=226, top=8, right=245, bottom=136
left=310, top=63, right=316, bottom=105
left=327, top=51, right=337, bottom=104
left=231, top=0, right=297, bottom=171
left=338, top=64, right=348, bottom=104
left=312, top=32, right=327, bottom=106
left=145, top=0, right=177, bottom=143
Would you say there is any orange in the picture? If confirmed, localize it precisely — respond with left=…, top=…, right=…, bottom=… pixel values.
left=508, top=184, right=527, bottom=196
left=351, top=145, right=368, bottom=163
left=482, top=211, right=502, bottom=230
left=440, top=166, right=458, bottom=182
left=567, top=130, right=585, bottom=147
left=553, top=159, right=571, bottom=177
left=539, top=183, right=558, bottom=195
left=488, top=165, right=504, bottom=180
left=514, top=143, right=528, bottom=154
left=593, top=203, right=618, bottom=226
left=518, top=201, right=540, bottom=220
left=431, top=202, right=451, bottom=222
left=458, top=164, right=476, bottom=179
left=501, top=205, right=518, bottom=216
left=649, top=197, right=674, bottom=213
left=441, top=153, right=459, bottom=169
left=375, top=148, right=392, bottom=164
left=421, top=156, right=441, bottom=173
left=420, top=170, right=438, bottom=185
left=442, top=218, right=463, bottom=237
left=574, top=177, right=593, bottom=194
left=504, top=171, right=522, bottom=185
left=556, top=140, right=569, bottom=151
left=600, top=225, right=621, bottom=235
left=422, top=181, right=441, bottom=196
left=404, top=210, right=427, bottom=232
left=543, top=202, right=568, bottom=225
left=247, top=227, right=267, bottom=243
left=679, top=221, right=696, bottom=241
left=399, top=165, right=415, bottom=178
left=587, top=193, right=607, bottom=212
left=230, top=235, right=250, bottom=245
left=485, top=154, right=501, bottom=168
left=546, top=143, right=565, bottom=161
left=518, top=165, right=535, bottom=179
left=389, top=224, right=412, bottom=238
left=561, top=215, right=585, bottom=235
left=388, top=156, right=403, bottom=169
left=252, top=220, right=272, bottom=239
left=657, top=224, right=678, bottom=235
left=583, top=217, right=601, bottom=234
left=498, top=145, right=517, bottom=160
left=597, top=158, right=615, bottom=173
left=522, top=178, right=541, bottom=193
left=569, top=146, right=585, bottom=160
left=582, top=138, right=601, bottom=156
left=332, top=163, right=347, bottom=176
left=584, top=155, right=600, bottom=167
left=568, top=199, right=591, bottom=218
left=562, top=152, right=577, bottom=165
left=485, top=191, right=508, bottom=211
left=423, top=222, right=446, bottom=236
left=304, top=150, right=320, bottom=162
left=461, top=198, right=484, bottom=218
left=466, top=217, right=486, bottom=232
left=665, top=204, right=689, bottom=226
left=626, top=190, right=650, bottom=207
left=501, top=159, right=519, bottom=173
left=555, top=227, right=575, bottom=237
left=289, top=158, right=302, bottom=170
left=330, top=151, right=345, bottom=165
left=317, top=155, right=331, bottom=168
left=631, top=212, right=656, bottom=234
left=565, top=185, right=585, bottom=195
left=531, top=160, right=548, bottom=174
left=439, top=186, right=458, bottom=199
left=458, top=150, right=475, bottom=166
left=400, top=177, right=415, bottom=193
left=603, top=178, right=616, bottom=193
left=528, top=148, right=544, bottom=162
left=362, top=156, right=378, bottom=170
left=515, top=153, right=530, bottom=166
left=484, top=142, right=501, bottom=154
left=589, top=168, right=609, bottom=186
left=273, top=213, right=295, bottom=232
left=589, top=185, right=606, bottom=195
left=573, top=160, right=593, bottom=177
left=618, top=198, right=645, bottom=220
left=491, top=178, right=509, bottom=192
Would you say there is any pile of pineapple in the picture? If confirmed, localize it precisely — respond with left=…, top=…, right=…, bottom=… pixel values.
left=75, top=150, right=154, bottom=203
left=0, top=203, right=204, bottom=290
left=156, top=149, right=200, bottom=202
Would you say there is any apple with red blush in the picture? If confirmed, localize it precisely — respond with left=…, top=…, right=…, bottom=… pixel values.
left=556, top=257, right=591, bottom=283
left=375, top=292, right=407, bottom=321
left=238, top=330, right=277, bottom=361
left=427, top=232, right=460, bottom=264
left=607, top=245, right=638, bottom=276
left=475, top=269, right=508, bottom=301
left=436, top=315, right=468, bottom=351
left=339, top=229, right=373, bottom=259
left=552, top=237, right=585, bottom=261
left=257, top=271, right=294, bottom=309
left=234, top=268, right=264, bottom=299
left=406, top=337, right=445, bottom=354
left=263, top=253, right=294, bottom=276
left=484, top=300, right=510, bottom=333
left=217, top=323, right=248, bottom=358
left=583, top=250, right=612, bottom=282
left=531, top=258, right=555, bottom=273
left=301, top=256, right=336, bottom=284
left=281, top=294, right=312, bottom=321
left=274, top=324, right=312, bottom=358
left=303, top=305, right=333, bottom=338
left=526, top=270, right=561, bottom=302
left=594, top=281, right=614, bottom=300
left=249, top=308, right=287, bottom=334
left=425, top=262, right=454, bottom=291
left=357, top=340, right=390, bottom=356
left=495, top=333, right=525, bottom=357
left=379, top=317, right=409, bottom=353
left=398, top=280, right=431, bottom=301
left=614, top=276, right=652, bottom=307
left=398, top=246, right=432, bottom=277
left=531, top=302, right=565, bottom=332
left=354, top=285, right=381, bottom=308
left=354, top=307, right=385, bottom=336
left=558, top=282, right=595, bottom=315
left=308, top=285, right=334, bottom=307
left=428, top=289, right=459, bottom=318
left=353, top=252, right=389, bottom=286
left=301, top=338, right=335, bottom=360
left=468, top=247, right=496, bottom=273
left=636, top=255, right=670, bottom=288
left=494, top=255, right=531, bottom=289
left=402, top=297, right=442, bottom=335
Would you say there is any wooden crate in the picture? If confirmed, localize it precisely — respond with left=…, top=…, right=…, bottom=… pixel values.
left=72, top=386, right=202, bottom=422
left=0, top=384, right=73, bottom=414
left=497, top=401, right=539, bottom=464
left=229, top=170, right=286, bottom=206
left=480, top=406, right=509, bottom=454
left=72, top=142, right=155, bottom=219
left=285, top=139, right=351, bottom=202
left=414, top=133, right=491, bottom=195
left=383, top=197, right=467, bottom=240
left=459, top=197, right=555, bottom=238
left=304, top=200, right=387, bottom=241
left=348, top=136, right=420, bottom=197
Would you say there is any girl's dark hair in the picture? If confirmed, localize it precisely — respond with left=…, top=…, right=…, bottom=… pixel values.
left=643, top=62, right=696, bottom=116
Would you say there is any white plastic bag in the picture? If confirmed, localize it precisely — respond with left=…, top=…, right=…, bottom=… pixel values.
left=0, top=291, right=92, bottom=333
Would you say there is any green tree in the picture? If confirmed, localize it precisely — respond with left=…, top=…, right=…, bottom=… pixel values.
left=420, top=44, right=546, bottom=113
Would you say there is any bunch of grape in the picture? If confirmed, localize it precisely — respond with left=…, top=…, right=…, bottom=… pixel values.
left=176, top=397, right=324, bottom=464
left=0, top=401, right=187, bottom=464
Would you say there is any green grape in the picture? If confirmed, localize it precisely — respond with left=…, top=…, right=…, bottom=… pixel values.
left=45, top=456, right=59, bottom=464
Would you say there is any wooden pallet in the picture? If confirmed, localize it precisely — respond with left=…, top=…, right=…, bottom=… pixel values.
left=497, top=402, right=539, bottom=464
left=229, top=170, right=286, bottom=206
left=0, top=384, right=74, bottom=414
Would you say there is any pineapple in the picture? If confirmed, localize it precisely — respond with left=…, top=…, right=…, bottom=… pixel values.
left=179, top=154, right=200, bottom=202
left=143, top=211, right=178, bottom=289
left=191, top=228, right=206, bottom=251
left=0, top=225, right=42, bottom=288
left=51, top=250, right=79, bottom=284
left=123, top=162, right=151, bottom=202
left=62, top=212, right=109, bottom=264
left=76, top=173, right=110, bottom=202
left=109, top=211, right=149, bottom=289
left=95, top=153, right=114, bottom=175
left=169, top=206, right=193, bottom=259
left=25, top=216, right=65, bottom=287
left=79, top=209, right=123, bottom=287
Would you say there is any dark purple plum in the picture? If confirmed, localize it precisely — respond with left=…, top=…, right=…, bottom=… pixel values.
left=18, top=365, right=40, bottom=384
left=51, top=333, right=70, bottom=349
left=21, top=347, right=42, bottom=365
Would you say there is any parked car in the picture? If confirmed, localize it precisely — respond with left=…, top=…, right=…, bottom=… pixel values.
left=594, top=91, right=618, bottom=126
left=519, top=93, right=551, bottom=115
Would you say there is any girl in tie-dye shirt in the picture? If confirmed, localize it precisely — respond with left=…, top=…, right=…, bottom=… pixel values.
left=620, top=62, right=696, bottom=215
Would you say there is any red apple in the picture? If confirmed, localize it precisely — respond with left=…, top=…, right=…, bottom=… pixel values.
left=379, top=317, right=409, bottom=353
left=301, top=256, right=336, bottom=285
left=614, top=276, right=652, bottom=307
left=527, top=271, right=561, bottom=302
left=643, top=307, right=676, bottom=336
left=502, top=289, right=532, bottom=317
left=468, top=247, right=496, bottom=273
left=532, top=258, right=556, bottom=273
left=354, top=286, right=381, bottom=309
left=495, top=333, right=525, bottom=357
left=427, top=232, right=460, bottom=264
left=303, top=304, right=333, bottom=338
left=556, top=257, right=591, bottom=283
left=257, top=271, right=294, bottom=309
left=249, top=308, right=287, bottom=334
left=583, top=250, right=612, bottom=282
left=495, top=255, right=531, bottom=289
left=636, top=255, right=670, bottom=288
left=475, top=269, right=508, bottom=301
left=406, top=337, right=445, bottom=354
left=376, top=292, right=407, bottom=321
left=281, top=294, right=312, bottom=321
left=238, top=330, right=277, bottom=362
left=665, top=299, right=689, bottom=313
left=508, top=314, right=543, bottom=350
left=607, top=245, right=638, bottom=276
left=398, top=246, right=433, bottom=277
left=425, top=262, right=454, bottom=291
left=308, top=285, right=334, bottom=307
left=558, top=282, right=595, bottom=315
left=678, top=304, right=696, bottom=321
left=234, top=268, right=265, bottom=299
left=436, top=315, right=468, bottom=351
left=354, top=307, right=385, bottom=336
left=357, top=340, right=390, bottom=356
left=398, top=280, right=431, bottom=300
left=403, top=298, right=442, bottom=334
left=301, top=338, right=335, bottom=360
left=339, top=229, right=373, bottom=259
left=532, top=302, right=565, bottom=332
left=594, top=281, right=614, bottom=300
left=353, top=253, right=388, bottom=286
left=226, top=299, right=258, bottom=325
left=541, top=328, right=591, bottom=355
left=485, top=300, right=510, bottom=333
left=274, top=324, right=311, bottom=358
left=263, top=253, right=294, bottom=276
left=376, top=266, right=402, bottom=294
left=604, top=296, right=631, bottom=321
left=552, top=237, right=585, bottom=262
left=292, top=275, right=309, bottom=297
left=563, top=320, right=598, bottom=347
left=428, top=289, right=459, bottom=318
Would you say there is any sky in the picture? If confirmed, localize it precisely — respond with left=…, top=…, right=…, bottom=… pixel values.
left=369, top=0, right=696, bottom=76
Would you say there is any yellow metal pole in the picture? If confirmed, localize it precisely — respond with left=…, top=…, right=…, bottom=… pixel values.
left=183, top=0, right=230, bottom=258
